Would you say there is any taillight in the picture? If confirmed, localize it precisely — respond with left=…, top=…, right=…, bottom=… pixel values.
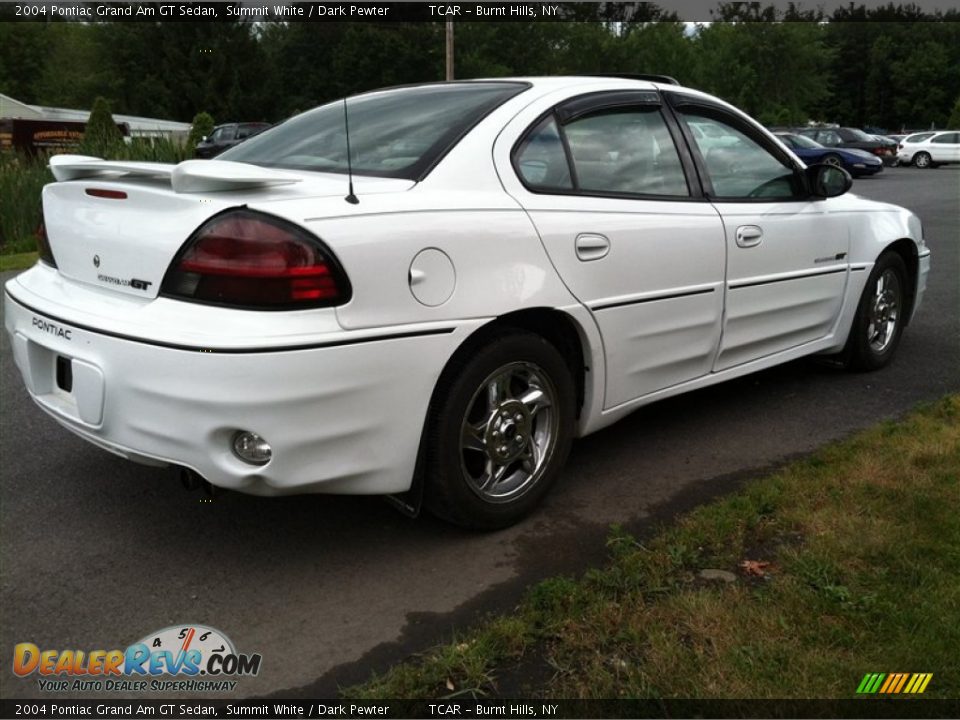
left=35, top=219, right=57, bottom=268
left=161, top=210, right=351, bottom=309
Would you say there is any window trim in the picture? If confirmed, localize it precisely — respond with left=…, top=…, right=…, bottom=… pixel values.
left=510, top=94, right=703, bottom=203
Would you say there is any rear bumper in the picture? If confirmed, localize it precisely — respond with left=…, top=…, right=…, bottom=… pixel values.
left=897, top=150, right=914, bottom=164
left=4, top=279, right=474, bottom=496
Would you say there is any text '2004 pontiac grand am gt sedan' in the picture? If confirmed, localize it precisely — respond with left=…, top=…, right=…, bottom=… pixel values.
left=5, top=76, right=931, bottom=528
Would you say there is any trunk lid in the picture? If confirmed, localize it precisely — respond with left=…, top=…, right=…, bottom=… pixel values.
left=42, top=157, right=413, bottom=300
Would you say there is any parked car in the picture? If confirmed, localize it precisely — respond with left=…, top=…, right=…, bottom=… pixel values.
left=5, top=77, right=931, bottom=528
left=194, top=122, right=270, bottom=158
left=775, top=132, right=883, bottom=176
left=896, top=130, right=960, bottom=168
left=796, top=127, right=897, bottom=166
left=895, top=132, right=937, bottom=165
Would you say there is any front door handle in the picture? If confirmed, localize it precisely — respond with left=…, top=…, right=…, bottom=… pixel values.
left=575, top=233, right=610, bottom=261
left=736, top=225, right=763, bottom=248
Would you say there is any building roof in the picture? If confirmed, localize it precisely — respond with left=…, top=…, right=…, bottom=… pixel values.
left=0, top=93, right=44, bottom=120
left=1, top=94, right=191, bottom=134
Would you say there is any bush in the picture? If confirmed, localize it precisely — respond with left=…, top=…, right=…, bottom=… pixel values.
left=79, top=96, right=124, bottom=158
left=188, top=112, right=215, bottom=149
left=0, top=152, right=52, bottom=255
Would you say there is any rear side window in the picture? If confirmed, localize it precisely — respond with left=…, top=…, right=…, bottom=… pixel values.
left=221, top=82, right=528, bottom=180
left=514, top=116, right=572, bottom=190
left=513, top=105, right=689, bottom=198
left=905, top=132, right=935, bottom=143
left=565, top=108, right=689, bottom=196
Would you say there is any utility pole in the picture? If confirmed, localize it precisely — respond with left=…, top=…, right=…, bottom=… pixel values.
left=445, top=20, right=454, bottom=80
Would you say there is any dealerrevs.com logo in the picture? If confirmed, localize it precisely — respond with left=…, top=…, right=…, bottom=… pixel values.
left=13, top=625, right=262, bottom=693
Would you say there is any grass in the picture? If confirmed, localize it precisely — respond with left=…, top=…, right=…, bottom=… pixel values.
left=345, top=395, right=960, bottom=700
left=0, top=252, right=38, bottom=272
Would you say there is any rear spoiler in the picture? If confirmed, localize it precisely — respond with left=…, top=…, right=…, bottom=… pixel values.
left=48, top=155, right=303, bottom=194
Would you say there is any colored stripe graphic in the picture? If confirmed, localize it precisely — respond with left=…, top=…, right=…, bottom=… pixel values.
left=858, top=672, right=933, bottom=694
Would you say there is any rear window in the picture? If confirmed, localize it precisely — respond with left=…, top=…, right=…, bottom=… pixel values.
left=221, top=82, right=528, bottom=180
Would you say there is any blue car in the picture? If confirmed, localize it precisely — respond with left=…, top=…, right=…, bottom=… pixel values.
left=775, top=132, right=883, bottom=177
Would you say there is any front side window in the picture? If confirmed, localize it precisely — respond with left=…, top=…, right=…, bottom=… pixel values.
left=221, top=82, right=528, bottom=180
left=816, top=130, right=842, bottom=147
left=209, top=127, right=231, bottom=142
left=679, top=110, right=802, bottom=199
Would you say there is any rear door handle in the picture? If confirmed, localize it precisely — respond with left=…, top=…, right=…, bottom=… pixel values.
left=736, top=225, right=763, bottom=248
left=575, top=233, right=610, bottom=261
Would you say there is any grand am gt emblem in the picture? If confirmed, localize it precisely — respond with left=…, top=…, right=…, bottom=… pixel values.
left=94, top=254, right=152, bottom=291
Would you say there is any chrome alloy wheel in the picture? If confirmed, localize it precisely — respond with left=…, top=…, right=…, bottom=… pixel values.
left=459, top=361, right=557, bottom=503
left=867, top=268, right=901, bottom=354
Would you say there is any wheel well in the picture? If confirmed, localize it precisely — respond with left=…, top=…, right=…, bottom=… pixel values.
left=454, top=309, right=587, bottom=418
left=882, top=239, right=918, bottom=325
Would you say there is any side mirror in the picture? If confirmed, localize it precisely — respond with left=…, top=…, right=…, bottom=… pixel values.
left=807, top=163, right=852, bottom=198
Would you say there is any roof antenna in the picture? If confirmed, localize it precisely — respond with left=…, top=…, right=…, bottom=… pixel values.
left=343, top=97, right=359, bottom=205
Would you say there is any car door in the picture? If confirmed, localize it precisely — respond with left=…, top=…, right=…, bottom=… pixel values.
left=668, top=97, right=850, bottom=371
left=929, top=132, right=960, bottom=162
left=505, top=91, right=727, bottom=409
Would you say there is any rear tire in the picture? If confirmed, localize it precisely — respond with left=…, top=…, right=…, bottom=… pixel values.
left=913, top=152, right=932, bottom=169
left=843, top=252, right=908, bottom=371
left=424, top=329, right=575, bottom=529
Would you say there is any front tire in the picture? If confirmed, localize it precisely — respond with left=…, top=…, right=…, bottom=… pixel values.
left=424, top=329, right=575, bottom=529
left=843, top=252, right=908, bottom=371
left=822, top=153, right=843, bottom=168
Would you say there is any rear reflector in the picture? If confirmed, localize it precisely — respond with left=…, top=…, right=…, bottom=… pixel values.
left=161, top=209, right=351, bottom=309
left=85, top=188, right=128, bottom=199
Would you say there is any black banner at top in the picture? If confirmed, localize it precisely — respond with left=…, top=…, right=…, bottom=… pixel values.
left=2, top=0, right=960, bottom=22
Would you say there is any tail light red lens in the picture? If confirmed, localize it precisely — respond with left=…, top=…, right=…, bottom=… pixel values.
left=161, top=210, right=351, bottom=309
left=36, top=219, right=57, bottom=268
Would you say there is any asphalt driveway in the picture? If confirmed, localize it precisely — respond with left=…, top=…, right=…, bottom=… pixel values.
left=1, top=167, right=957, bottom=700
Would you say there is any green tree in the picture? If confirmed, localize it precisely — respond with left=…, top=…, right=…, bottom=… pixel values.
left=948, top=97, right=960, bottom=128
left=80, top=96, right=123, bottom=158
left=188, top=112, right=215, bottom=148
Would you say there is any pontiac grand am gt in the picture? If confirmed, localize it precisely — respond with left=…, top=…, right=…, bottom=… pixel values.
left=4, top=76, right=931, bottom=528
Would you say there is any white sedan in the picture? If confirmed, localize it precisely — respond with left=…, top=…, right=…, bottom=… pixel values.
left=4, top=76, right=931, bottom=528
left=896, top=130, right=960, bottom=168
